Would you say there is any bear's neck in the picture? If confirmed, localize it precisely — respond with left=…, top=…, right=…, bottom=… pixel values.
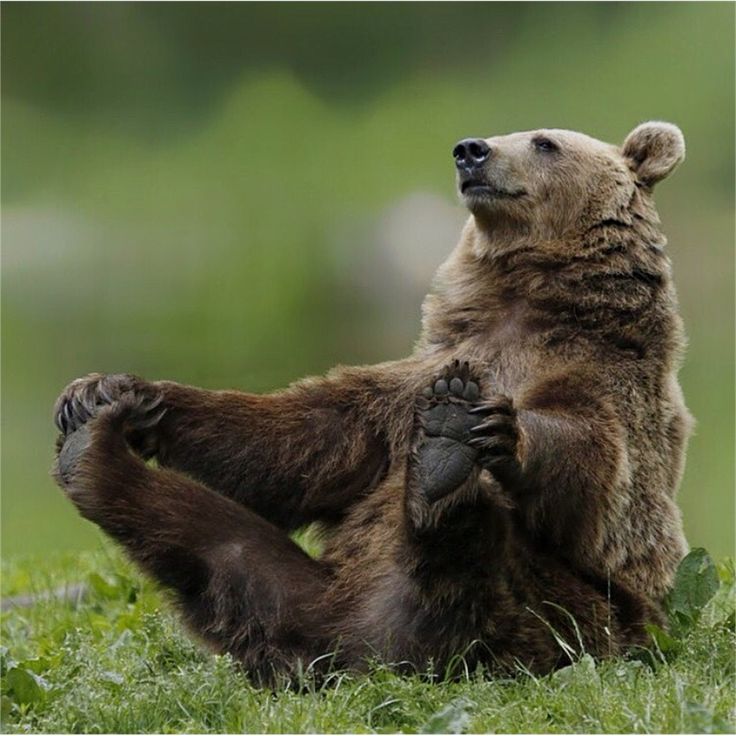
left=415, top=213, right=675, bottom=357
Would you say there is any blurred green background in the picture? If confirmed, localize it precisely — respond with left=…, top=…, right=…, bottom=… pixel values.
left=2, top=3, right=734, bottom=559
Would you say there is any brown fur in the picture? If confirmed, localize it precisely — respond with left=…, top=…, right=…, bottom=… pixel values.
left=52, top=122, right=690, bottom=685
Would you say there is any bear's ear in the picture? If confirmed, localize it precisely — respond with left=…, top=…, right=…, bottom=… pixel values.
left=622, top=122, right=685, bottom=187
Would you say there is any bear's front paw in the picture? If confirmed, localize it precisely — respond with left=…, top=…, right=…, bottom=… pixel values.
left=53, top=393, right=165, bottom=492
left=54, top=373, right=137, bottom=435
left=53, top=373, right=165, bottom=457
left=467, top=396, right=522, bottom=484
left=52, top=394, right=163, bottom=517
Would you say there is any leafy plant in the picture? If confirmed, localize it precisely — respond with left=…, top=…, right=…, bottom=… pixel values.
left=666, top=548, right=721, bottom=633
left=0, top=647, right=51, bottom=713
left=421, top=697, right=475, bottom=734
left=646, top=548, right=725, bottom=659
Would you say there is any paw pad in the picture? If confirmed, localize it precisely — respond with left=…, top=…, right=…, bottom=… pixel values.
left=421, top=360, right=480, bottom=403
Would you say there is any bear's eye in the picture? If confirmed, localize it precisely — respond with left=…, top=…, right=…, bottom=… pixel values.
left=533, top=137, right=559, bottom=153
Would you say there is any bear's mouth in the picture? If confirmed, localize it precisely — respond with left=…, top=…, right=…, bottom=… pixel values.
left=460, top=179, right=526, bottom=199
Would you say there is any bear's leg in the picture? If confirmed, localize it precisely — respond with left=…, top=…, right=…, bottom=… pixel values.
left=405, top=360, right=517, bottom=530
left=53, top=398, right=336, bottom=685
left=393, top=364, right=519, bottom=671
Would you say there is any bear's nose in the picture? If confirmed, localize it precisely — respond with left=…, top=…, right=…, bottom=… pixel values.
left=452, top=138, right=491, bottom=170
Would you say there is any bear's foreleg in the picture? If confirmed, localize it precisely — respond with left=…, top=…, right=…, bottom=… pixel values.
left=53, top=398, right=337, bottom=684
left=52, top=366, right=412, bottom=530
left=497, top=372, right=630, bottom=564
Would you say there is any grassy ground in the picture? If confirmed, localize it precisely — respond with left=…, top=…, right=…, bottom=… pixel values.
left=1, top=543, right=734, bottom=734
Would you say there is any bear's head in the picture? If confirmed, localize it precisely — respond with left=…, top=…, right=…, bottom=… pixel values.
left=453, top=122, right=685, bottom=252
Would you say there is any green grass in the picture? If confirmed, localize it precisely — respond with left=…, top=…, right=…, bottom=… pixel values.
left=1, top=544, right=734, bottom=734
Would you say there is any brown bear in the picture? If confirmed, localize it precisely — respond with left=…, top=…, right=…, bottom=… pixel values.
left=52, top=122, right=691, bottom=685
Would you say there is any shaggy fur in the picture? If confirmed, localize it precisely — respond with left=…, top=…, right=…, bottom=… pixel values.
left=52, top=122, right=691, bottom=685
